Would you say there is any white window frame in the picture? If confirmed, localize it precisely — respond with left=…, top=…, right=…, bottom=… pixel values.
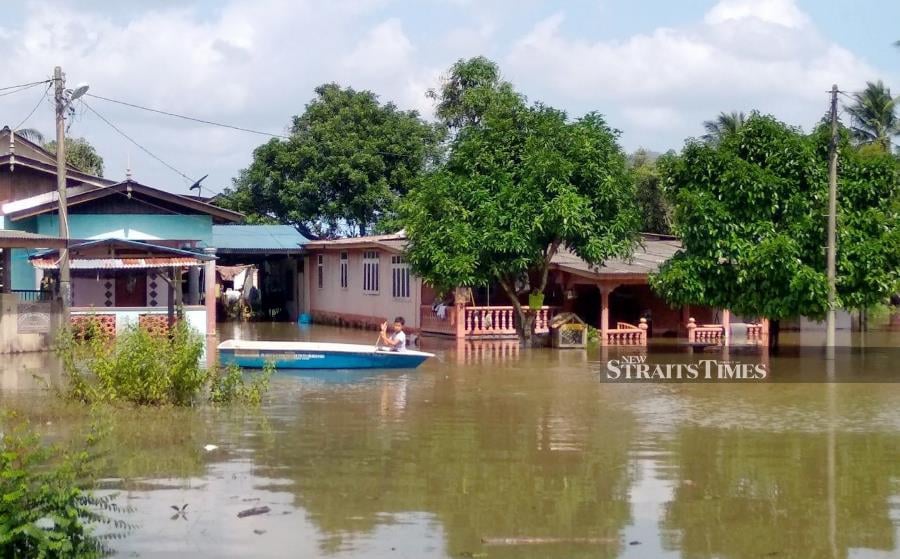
left=316, top=254, right=324, bottom=289
left=362, top=250, right=379, bottom=294
left=391, top=255, right=410, bottom=299
left=339, top=251, right=349, bottom=289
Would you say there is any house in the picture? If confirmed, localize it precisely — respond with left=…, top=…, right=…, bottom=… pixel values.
left=0, top=127, right=242, bottom=353
left=303, top=232, right=426, bottom=331
left=303, top=231, right=729, bottom=344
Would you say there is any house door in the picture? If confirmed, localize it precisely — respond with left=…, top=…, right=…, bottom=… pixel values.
left=115, top=271, right=147, bottom=307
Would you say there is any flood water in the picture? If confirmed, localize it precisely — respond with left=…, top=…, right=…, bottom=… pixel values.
left=3, top=323, right=900, bottom=558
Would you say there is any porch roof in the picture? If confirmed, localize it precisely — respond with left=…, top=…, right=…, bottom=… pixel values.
left=551, top=236, right=682, bottom=282
left=29, top=238, right=215, bottom=270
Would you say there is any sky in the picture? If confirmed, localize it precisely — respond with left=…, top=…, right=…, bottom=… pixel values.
left=0, top=0, right=897, bottom=195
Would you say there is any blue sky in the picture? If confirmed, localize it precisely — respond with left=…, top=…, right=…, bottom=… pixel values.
left=0, top=0, right=896, bottom=194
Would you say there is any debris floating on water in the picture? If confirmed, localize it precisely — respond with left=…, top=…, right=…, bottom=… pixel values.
left=237, top=506, right=271, bottom=518
left=203, top=444, right=219, bottom=452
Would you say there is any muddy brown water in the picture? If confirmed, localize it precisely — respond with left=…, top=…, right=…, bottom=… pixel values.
left=2, top=323, right=900, bottom=558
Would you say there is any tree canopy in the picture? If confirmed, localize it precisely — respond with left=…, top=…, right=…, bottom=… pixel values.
left=44, top=137, right=105, bottom=177
left=631, top=149, right=672, bottom=235
left=651, top=113, right=900, bottom=329
left=220, top=83, right=443, bottom=237
left=403, top=58, right=639, bottom=342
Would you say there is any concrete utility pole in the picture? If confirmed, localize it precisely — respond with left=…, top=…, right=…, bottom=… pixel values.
left=825, top=84, right=839, bottom=352
left=54, top=66, right=71, bottom=320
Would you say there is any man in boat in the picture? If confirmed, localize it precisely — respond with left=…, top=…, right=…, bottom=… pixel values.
left=378, top=317, right=407, bottom=351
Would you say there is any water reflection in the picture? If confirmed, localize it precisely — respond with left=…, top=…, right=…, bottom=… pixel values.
left=0, top=324, right=898, bottom=557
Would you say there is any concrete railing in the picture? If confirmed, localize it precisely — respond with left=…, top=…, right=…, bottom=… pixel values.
left=464, top=306, right=554, bottom=338
left=687, top=317, right=766, bottom=345
left=420, top=304, right=556, bottom=339
left=606, top=319, right=647, bottom=345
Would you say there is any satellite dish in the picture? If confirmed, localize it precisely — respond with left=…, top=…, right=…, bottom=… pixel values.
left=68, top=83, right=90, bottom=101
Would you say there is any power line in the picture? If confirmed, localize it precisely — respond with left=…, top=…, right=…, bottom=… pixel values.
left=13, top=82, right=52, bottom=131
left=0, top=80, right=49, bottom=99
left=84, top=91, right=426, bottom=160
left=81, top=98, right=196, bottom=185
left=85, top=92, right=290, bottom=139
left=0, top=79, right=51, bottom=92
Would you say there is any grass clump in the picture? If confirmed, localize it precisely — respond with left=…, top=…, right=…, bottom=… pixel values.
left=56, top=319, right=271, bottom=407
left=208, top=363, right=273, bottom=406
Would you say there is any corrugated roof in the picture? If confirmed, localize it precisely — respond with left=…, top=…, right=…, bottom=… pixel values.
left=211, top=225, right=309, bottom=252
left=552, top=239, right=682, bottom=277
left=32, top=257, right=203, bottom=270
left=0, top=229, right=66, bottom=248
left=305, top=232, right=681, bottom=278
left=305, top=231, right=407, bottom=253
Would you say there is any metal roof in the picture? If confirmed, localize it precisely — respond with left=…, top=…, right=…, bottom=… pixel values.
left=2, top=180, right=243, bottom=223
left=304, top=231, right=406, bottom=253
left=211, top=225, right=309, bottom=253
left=552, top=238, right=682, bottom=278
left=32, top=257, right=203, bottom=270
left=0, top=229, right=67, bottom=248
left=29, top=238, right=216, bottom=270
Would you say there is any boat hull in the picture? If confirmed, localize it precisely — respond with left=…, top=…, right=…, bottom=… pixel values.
left=218, top=340, right=432, bottom=370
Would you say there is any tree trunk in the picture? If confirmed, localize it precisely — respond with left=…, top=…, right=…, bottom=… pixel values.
left=768, top=319, right=780, bottom=352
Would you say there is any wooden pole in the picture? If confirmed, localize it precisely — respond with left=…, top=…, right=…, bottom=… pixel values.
left=826, top=84, right=839, bottom=353
left=54, top=66, right=71, bottom=321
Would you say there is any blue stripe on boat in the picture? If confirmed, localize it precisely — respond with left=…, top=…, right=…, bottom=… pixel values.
left=217, top=340, right=433, bottom=370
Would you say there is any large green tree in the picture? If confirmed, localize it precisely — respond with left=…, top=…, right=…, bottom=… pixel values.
left=651, top=113, right=900, bottom=345
left=403, top=59, right=639, bottom=344
left=221, top=83, right=443, bottom=237
left=43, top=137, right=105, bottom=177
left=845, top=80, right=898, bottom=152
left=631, top=149, right=672, bottom=234
left=17, top=129, right=105, bottom=177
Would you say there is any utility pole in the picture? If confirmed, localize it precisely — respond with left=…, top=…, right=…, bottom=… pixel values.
left=825, top=84, right=839, bottom=352
left=54, top=66, right=71, bottom=321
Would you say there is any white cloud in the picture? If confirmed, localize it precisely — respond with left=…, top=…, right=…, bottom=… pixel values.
left=505, top=0, right=890, bottom=150
left=704, top=0, right=809, bottom=29
left=0, top=0, right=893, bottom=192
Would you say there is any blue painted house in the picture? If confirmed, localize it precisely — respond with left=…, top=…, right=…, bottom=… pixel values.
left=0, top=127, right=242, bottom=339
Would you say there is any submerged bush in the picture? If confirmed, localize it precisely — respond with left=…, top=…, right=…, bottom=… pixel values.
left=0, top=418, right=105, bottom=558
left=56, top=320, right=270, bottom=407
left=209, top=363, right=274, bottom=406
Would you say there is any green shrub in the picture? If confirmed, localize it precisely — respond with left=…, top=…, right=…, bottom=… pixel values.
left=57, top=321, right=205, bottom=406
left=0, top=419, right=104, bottom=558
left=209, top=362, right=274, bottom=406
left=56, top=321, right=272, bottom=407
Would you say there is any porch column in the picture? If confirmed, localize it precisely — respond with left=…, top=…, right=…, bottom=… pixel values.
left=204, top=248, right=217, bottom=367
left=454, top=287, right=467, bottom=340
left=598, top=285, right=610, bottom=345
left=681, top=305, right=690, bottom=336
left=722, top=309, right=731, bottom=346
left=761, top=318, right=770, bottom=337
left=187, top=267, right=200, bottom=305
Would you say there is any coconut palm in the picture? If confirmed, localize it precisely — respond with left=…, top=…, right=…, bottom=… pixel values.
left=701, top=111, right=746, bottom=144
left=845, top=80, right=899, bottom=152
left=15, top=128, right=46, bottom=144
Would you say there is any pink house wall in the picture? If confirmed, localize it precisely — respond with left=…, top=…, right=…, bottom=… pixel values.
left=307, top=248, right=423, bottom=331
